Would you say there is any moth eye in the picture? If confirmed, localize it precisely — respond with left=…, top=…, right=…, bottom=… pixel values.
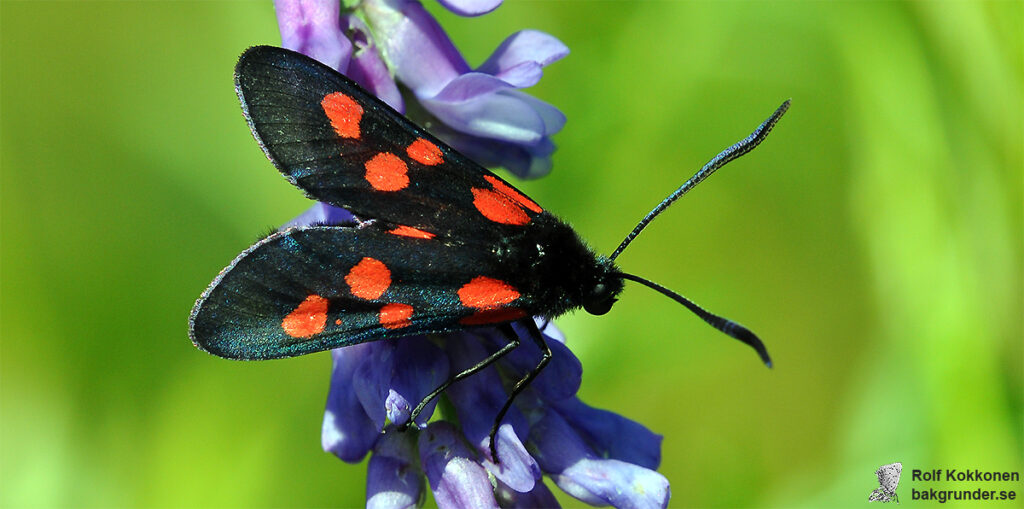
left=583, top=282, right=616, bottom=316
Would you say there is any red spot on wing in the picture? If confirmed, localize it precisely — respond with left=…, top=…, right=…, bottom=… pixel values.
left=380, top=303, right=413, bottom=329
left=460, top=308, right=527, bottom=325
left=281, top=294, right=329, bottom=338
left=321, top=92, right=363, bottom=139
left=345, top=257, right=391, bottom=300
left=406, top=138, right=443, bottom=166
left=335, top=319, right=342, bottom=325
left=365, top=152, right=409, bottom=191
left=458, top=276, right=520, bottom=309
left=472, top=188, right=530, bottom=225
left=484, top=175, right=542, bottom=213
left=389, top=225, right=435, bottom=239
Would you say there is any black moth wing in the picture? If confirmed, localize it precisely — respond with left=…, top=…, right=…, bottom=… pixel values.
left=235, top=46, right=545, bottom=241
left=189, top=226, right=542, bottom=360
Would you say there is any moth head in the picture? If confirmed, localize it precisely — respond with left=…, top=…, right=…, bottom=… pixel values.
left=583, top=281, right=617, bottom=315
left=580, top=258, right=625, bottom=316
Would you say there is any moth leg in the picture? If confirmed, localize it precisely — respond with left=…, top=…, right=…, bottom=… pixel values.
left=400, top=324, right=520, bottom=431
left=538, top=317, right=551, bottom=332
left=487, top=319, right=551, bottom=463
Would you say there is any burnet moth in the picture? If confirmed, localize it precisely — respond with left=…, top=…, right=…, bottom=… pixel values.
left=189, top=46, right=789, bottom=460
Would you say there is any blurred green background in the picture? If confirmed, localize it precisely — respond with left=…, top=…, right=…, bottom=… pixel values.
left=2, top=1, right=1020, bottom=508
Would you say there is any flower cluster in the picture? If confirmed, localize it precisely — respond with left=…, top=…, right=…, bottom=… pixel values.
left=277, top=0, right=565, bottom=178
left=272, top=1, right=670, bottom=507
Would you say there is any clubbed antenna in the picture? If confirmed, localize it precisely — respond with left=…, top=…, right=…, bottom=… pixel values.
left=618, top=272, right=772, bottom=367
left=609, top=100, right=790, bottom=261
left=608, top=100, right=790, bottom=367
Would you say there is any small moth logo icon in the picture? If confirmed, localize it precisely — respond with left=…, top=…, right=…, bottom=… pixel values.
left=868, top=462, right=902, bottom=503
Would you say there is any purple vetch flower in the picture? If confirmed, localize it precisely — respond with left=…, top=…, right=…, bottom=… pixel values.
left=283, top=201, right=354, bottom=229
left=275, top=0, right=351, bottom=72
left=273, top=0, right=567, bottom=177
left=343, top=14, right=404, bottom=111
left=527, top=406, right=669, bottom=509
left=436, top=0, right=502, bottom=17
left=276, top=0, right=403, bottom=110
left=267, top=1, right=668, bottom=507
left=367, top=432, right=424, bottom=509
left=363, top=0, right=567, bottom=177
left=309, top=257, right=669, bottom=508
left=289, top=218, right=669, bottom=509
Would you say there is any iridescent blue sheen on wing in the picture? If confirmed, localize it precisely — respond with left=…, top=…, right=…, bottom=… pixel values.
left=189, top=225, right=542, bottom=359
